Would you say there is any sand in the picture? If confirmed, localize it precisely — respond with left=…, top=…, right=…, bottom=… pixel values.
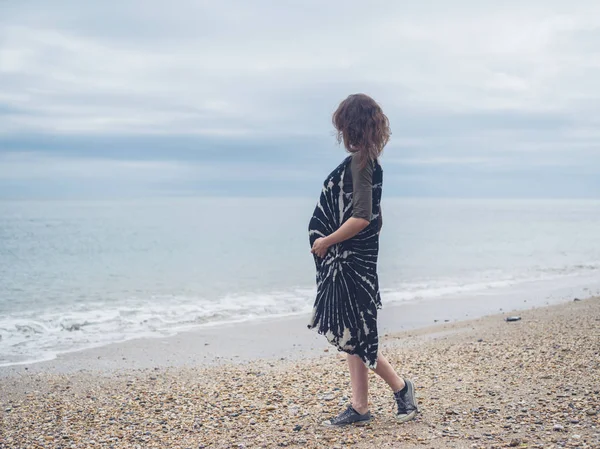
left=2, top=280, right=588, bottom=376
left=1, top=297, right=599, bottom=449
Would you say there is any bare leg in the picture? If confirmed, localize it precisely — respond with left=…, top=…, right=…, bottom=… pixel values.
left=373, top=352, right=405, bottom=393
left=347, top=354, right=369, bottom=414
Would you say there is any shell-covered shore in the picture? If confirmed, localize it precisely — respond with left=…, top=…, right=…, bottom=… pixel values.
left=1, top=298, right=599, bottom=449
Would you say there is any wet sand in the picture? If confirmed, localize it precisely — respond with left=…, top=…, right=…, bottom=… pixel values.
left=3, top=278, right=594, bottom=376
left=1, top=297, right=599, bottom=448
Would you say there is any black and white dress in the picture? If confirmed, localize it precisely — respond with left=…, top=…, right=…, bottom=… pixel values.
left=308, top=155, right=383, bottom=368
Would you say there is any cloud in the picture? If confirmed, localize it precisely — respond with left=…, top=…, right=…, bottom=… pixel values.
left=0, top=152, right=191, bottom=180
left=1, top=1, right=600, bottom=197
left=0, top=151, right=325, bottom=199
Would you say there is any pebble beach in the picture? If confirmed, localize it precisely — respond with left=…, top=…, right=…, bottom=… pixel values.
left=1, top=297, right=598, bottom=449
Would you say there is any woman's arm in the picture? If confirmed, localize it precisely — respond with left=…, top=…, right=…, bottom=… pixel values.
left=311, top=155, right=374, bottom=258
left=311, top=217, right=369, bottom=257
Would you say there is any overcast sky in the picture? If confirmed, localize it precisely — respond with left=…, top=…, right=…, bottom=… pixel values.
left=1, top=1, right=599, bottom=199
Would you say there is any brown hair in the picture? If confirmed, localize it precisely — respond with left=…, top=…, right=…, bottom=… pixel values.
left=332, top=93, right=391, bottom=167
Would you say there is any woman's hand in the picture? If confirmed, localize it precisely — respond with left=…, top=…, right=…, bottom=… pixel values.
left=311, top=218, right=370, bottom=258
left=311, top=237, right=331, bottom=258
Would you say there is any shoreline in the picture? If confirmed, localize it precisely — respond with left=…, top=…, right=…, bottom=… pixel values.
left=2, top=275, right=599, bottom=375
left=1, top=297, right=598, bottom=448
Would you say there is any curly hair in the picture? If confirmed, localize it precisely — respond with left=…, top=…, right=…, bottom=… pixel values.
left=332, top=93, right=391, bottom=167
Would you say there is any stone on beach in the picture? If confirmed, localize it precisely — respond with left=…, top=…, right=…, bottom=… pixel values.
left=1, top=298, right=599, bottom=449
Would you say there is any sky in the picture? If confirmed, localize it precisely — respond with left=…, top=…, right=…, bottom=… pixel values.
left=1, top=0, right=600, bottom=199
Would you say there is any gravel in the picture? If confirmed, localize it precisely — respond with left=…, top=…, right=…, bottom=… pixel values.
left=1, top=298, right=599, bottom=449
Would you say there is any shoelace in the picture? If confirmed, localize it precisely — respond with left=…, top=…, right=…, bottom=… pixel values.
left=396, top=392, right=418, bottom=412
left=395, top=396, right=408, bottom=413
left=331, top=407, right=355, bottom=424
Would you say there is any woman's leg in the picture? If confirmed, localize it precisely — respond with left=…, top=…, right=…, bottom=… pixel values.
left=373, top=352, right=405, bottom=393
left=347, top=354, right=369, bottom=414
left=374, top=352, right=418, bottom=421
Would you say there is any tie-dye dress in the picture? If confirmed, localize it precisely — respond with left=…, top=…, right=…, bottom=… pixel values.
left=308, top=155, right=383, bottom=368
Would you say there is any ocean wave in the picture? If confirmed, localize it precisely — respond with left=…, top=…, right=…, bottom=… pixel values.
left=1, top=264, right=599, bottom=367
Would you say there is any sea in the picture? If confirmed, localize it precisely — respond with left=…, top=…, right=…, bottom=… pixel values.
left=2, top=198, right=600, bottom=366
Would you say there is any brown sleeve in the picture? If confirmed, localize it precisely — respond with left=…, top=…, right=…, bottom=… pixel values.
left=350, top=154, right=373, bottom=221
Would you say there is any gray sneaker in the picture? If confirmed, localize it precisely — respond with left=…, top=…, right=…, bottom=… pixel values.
left=322, top=406, right=373, bottom=427
left=394, top=379, right=418, bottom=423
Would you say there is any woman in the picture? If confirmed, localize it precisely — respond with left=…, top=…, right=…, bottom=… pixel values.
left=308, top=94, right=418, bottom=426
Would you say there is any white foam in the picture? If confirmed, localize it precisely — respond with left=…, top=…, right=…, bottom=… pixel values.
left=1, top=265, right=599, bottom=367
